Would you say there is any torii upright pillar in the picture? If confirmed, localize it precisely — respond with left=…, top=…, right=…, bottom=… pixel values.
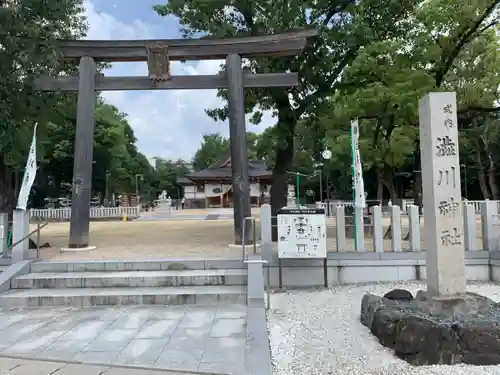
left=226, top=53, right=251, bottom=245
left=68, top=56, right=97, bottom=249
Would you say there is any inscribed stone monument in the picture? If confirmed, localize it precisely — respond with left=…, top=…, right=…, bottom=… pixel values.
left=419, top=92, right=465, bottom=297
left=360, top=92, right=500, bottom=367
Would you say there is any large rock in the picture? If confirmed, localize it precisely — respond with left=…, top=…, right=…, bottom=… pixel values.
left=384, top=289, right=413, bottom=302
left=360, top=290, right=500, bottom=366
left=360, top=294, right=383, bottom=328
left=395, top=316, right=460, bottom=365
left=456, top=320, right=500, bottom=365
left=371, top=306, right=407, bottom=348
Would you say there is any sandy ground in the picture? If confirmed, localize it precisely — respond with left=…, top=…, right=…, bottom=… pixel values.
left=31, top=215, right=487, bottom=261
left=36, top=220, right=246, bottom=261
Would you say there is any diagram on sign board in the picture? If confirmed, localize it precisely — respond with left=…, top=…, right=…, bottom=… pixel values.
left=277, top=210, right=327, bottom=258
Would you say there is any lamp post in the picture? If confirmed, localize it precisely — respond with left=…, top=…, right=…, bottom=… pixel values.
left=313, top=162, right=324, bottom=202
left=135, top=174, right=144, bottom=204
left=105, top=170, right=110, bottom=206
left=322, top=150, right=332, bottom=215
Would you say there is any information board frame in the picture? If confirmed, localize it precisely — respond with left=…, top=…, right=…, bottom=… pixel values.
left=276, top=207, right=328, bottom=288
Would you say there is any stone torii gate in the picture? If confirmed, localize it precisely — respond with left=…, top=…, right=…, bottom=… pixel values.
left=34, top=29, right=317, bottom=248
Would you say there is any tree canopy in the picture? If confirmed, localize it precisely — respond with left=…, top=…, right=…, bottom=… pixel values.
left=1, top=0, right=500, bottom=214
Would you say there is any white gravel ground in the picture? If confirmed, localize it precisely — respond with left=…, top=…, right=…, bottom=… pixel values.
left=267, top=282, right=500, bottom=375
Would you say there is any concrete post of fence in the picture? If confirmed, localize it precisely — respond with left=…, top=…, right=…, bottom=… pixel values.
left=390, top=205, right=402, bottom=252
left=463, top=203, right=477, bottom=251
left=0, top=213, right=8, bottom=257
left=372, top=205, right=384, bottom=252
left=329, top=202, right=335, bottom=217
left=12, top=209, right=30, bottom=263
left=354, top=206, right=365, bottom=252
left=408, top=204, right=420, bottom=252
left=481, top=200, right=498, bottom=251
left=335, top=206, right=346, bottom=252
left=260, top=204, right=272, bottom=260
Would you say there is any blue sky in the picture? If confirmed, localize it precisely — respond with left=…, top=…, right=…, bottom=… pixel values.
left=83, top=0, right=274, bottom=162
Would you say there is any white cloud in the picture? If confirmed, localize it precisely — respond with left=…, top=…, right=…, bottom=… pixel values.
left=83, top=1, right=275, bottom=162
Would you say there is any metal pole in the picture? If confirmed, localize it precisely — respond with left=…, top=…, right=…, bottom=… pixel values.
left=252, top=217, right=257, bottom=254
left=326, top=173, right=330, bottom=216
left=266, top=263, right=271, bottom=310
left=226, top=53, right=251, bottom=245
left=36, top=222, right=40, bottom=258
left=296, top=173, right=300, bottom=206
left=135, top=175, right=139, bottom=202
left=242, top=218, right=246, bottom=261
left=105, top=170, right=109, bottom=206
left=319, top=168, right=323, bottom=202
left=69, top=56, right=96, bottom=248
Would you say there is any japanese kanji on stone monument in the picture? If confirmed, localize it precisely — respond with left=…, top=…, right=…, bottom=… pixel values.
left=419, top=92, right=466, bottom=297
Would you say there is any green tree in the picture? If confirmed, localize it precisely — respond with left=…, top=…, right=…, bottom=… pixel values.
left=322, top=0, right=500, bottom=205
left=192, top=133, right=230, bottom=170
left=410, top=0, right=500, bottom=207
left=0, top=0, right=86, bottom=211
left=155, top=158, right=190, bottom=199
left=33, top=101, right=158, bottom=207
left=192, top=131, right=261, bottom=170
left=153, top=0, right=418, bottom=232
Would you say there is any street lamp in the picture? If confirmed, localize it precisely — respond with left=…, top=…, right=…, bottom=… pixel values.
left=135, top=174, right=144, bottom=203
left=321, top=150, right=332, bottom=215
left=313, top=162, right=324, bottom=202
left=105, top=170, right=110, bottom=206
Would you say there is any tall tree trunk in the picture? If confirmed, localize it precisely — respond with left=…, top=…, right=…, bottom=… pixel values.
left=270, top=101, right=297, bottom=241
left=0, top=156, right=16, bottom=213
left=479, top=168, right=491, bottom=199
left=381, top=166, right=398, bottom=203
left=376, top=167, right=384, bottom=205
left=13, top=170, right=19, bottom=201
left=487, top=156, right=499, bottom=200
left=381, top=166, right=398, bottom=240
left=384, top=179, right=398, bottom=205
left=475, top=144, right=491, bottom=199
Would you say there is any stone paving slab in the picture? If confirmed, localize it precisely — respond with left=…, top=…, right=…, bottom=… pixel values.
left=0, top=305, right=247, bottom=374
left=0, top=357, right=220, bottom=374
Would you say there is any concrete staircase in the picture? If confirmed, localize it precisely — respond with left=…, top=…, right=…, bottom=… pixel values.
left=0, top=259, right=247, bottom=308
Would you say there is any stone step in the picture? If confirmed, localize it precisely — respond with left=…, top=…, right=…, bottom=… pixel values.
left=31, top=258, right=243, bottom=273
left=0, top=285, right=246, bottom=308
left=12, top=269, right=247, bottom=289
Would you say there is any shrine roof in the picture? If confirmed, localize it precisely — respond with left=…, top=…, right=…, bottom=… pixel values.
left=178, top=159, right=272, bottom=183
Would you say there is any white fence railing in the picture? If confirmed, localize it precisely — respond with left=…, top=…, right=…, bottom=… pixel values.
left=316, top=199, right=500, bottom=215
left=260, top=200, right=500, bottom=253
left=29, top=206, right=141, bottom=221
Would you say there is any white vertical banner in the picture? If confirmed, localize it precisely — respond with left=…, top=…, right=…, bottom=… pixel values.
left=16, top=123, right=38, bottom=211
left=351, top=120, right=366, bottom=208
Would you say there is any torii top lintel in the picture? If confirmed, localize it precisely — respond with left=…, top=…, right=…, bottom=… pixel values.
left=56, top=29, right=318, bottom=62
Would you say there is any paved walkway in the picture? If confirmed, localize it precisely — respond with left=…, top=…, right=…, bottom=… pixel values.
left=0, top=357, right=205, bottom=374
left=137, top=208, right=243, bottom=222
left=0, top=305, right=246, bottom=374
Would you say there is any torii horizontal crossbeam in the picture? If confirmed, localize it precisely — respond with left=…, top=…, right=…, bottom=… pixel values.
left=34, top=73, right=299, bottom=91
left=56, top=29, right=318, bottom=62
